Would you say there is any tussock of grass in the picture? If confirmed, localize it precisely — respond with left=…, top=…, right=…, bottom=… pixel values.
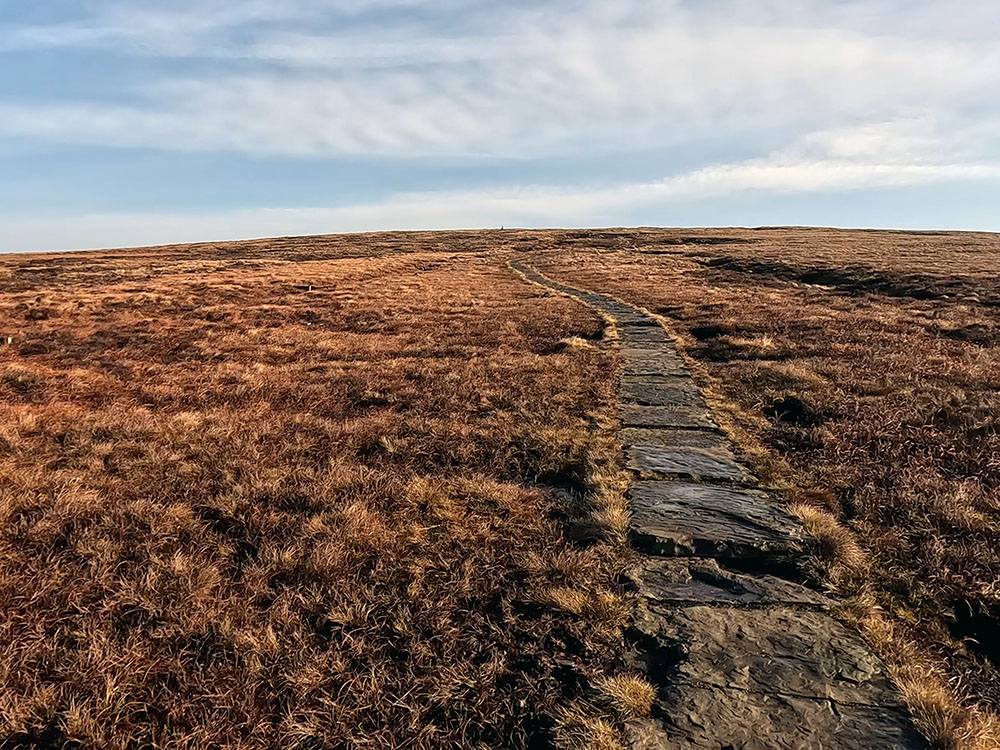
left=597, top=675, right=656, bottom=718
left=553, top=705, right=624, bottom=750
left=789, top=502, right=867, bottom=589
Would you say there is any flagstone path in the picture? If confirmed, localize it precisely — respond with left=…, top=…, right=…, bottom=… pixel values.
left=511, top=261, right=927, bottom=749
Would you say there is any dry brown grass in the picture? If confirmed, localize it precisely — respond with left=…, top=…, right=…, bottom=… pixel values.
left=528, top=226, right=1000, bottom=748
left=7, top=225, right=1000, bottom=748
left=0, top=235, right=640, bottom=749
left=595, top=675, right=655, bottom=719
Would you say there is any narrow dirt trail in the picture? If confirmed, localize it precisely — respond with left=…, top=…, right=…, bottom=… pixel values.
left=511, top=261, right=927, bottom=749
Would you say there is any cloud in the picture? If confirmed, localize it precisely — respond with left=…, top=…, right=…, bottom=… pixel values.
left=1, top=17, right=997, bottom=160
left=5, top=142, right=998, bottom=253
left=1, top=0, right=999, bottom=249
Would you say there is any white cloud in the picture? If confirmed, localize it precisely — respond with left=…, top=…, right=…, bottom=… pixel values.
left=5, top=143, right=998, bottom=253
left=1, top=20, right=996, bottom=160
left=1, top=0, right=999, bottom=247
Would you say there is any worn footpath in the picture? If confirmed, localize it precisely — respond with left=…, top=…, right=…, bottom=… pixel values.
left=511, top=261, right=927, bottom=750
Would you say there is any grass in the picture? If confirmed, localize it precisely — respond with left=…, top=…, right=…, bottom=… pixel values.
left=0, top=238, right=636, bottom=749
left=528, top=226, right=1000, bottom=749
left=5, top=226, right=1000, bottom=748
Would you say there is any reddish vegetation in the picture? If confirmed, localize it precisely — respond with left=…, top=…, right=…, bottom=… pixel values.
left=0, top=237, right=631, bottom=749
left=3, top=226, right=1000, bottom=748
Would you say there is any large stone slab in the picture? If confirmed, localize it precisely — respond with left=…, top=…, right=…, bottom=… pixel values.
left=620, top=349, right=689, bottom=378
left=633, top=557, right=827, bottom=609
left=622, top=428, right=753, bottom=482
left=633, top=606, right=904, bottom=707
left=575, top=292, right=611, bottom=307
left=611, top=311, right=658, bottom=326
left=628, top=480, right=805, bottom=559
left=620, top=403, right=717, bottom=429
left=618, top=326, right=674, bottom=349
left=625, top=691, right=927, bottom=749
left=620, top=377, right=703, bottom=407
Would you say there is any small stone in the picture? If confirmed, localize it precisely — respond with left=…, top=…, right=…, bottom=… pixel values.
left=622, top=428, right=752, bottom=482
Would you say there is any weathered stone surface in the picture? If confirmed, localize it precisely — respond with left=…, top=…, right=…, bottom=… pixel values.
left=620, top=349, right=689, bottom=377
left=625, top=690, right=928, bottom=749
left=622, top=428, right=753, bottom=482
left=636, top=606, right=900, bottom=706
left=618, top=326, right=674, bottom=348
left=620, top=403, right=717, bottom=429
left=613, top=312, right=658, bottom=326
left=621, top=427, right=736, bottom=451
left=576, top=292, right=610, bottom=307
left=629, top=480, right=804, bottom=559
left=633, top=557, right=828, bottom=608
left=620, top=377, right=703, bottom=407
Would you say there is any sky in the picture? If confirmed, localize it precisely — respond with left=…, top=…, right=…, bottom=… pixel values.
left=1, top=0, right=999, bottom=253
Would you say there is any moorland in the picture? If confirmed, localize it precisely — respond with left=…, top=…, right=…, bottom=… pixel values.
left=2, top=227, right=999, bottom=748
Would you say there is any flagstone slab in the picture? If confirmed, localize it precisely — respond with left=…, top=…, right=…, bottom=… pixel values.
left=620, top=349, right=689, bottom=377
left=619, top=377, right=703, bottom=406
left=618, top=326, right=675, bottom=348
left=619, top=403, right=717, bottom=429
left=629, top=480, right=804, bottom=559
left=622, top=427, right=752, bottom=482
left=625, top=691, right=927, bottom=750
left=633, top=605, right=904, bottom=707
left=633, top=557, right=827, bottom=608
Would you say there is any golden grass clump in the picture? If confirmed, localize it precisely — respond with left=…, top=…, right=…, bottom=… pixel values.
left=597, top=675, right=657, bottom=718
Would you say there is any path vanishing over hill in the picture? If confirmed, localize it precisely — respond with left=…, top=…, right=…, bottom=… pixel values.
left=512, top=261, right=928, bottom=749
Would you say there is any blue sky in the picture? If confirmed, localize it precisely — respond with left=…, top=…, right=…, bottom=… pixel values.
left=1, top=0, right=999, bottom=252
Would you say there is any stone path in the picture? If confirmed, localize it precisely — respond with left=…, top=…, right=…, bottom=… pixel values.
left=511, top=262, right=927, bottom=750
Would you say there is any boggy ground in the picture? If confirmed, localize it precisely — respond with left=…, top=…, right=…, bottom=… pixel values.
left=0, top=238, right=644, bottom=749
left=527, top=226, right=1000, bottom=748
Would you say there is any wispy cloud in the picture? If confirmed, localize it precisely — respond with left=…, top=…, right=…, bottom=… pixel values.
left=1, top=18, right=997, bottom=159
left=1, top=0, right=998, bottom=249
left=6, top=133, right=998, bottom=252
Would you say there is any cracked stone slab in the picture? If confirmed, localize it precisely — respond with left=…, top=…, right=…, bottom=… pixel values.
left=629, top=480, right=805, bottom=559
left=616, top=316, right=659, bottom=327
left=620, top=377, right=703, bottom=407
left=625, top=690, right=928, bottom=749
left=618, top=326, right=674, bottom=349
left=633, top=557, right=828, bottom=609
left=576, top=293, right=611, bottom=307
left=623, top=427, right=753, bottom=482
left=607, top=308, right=658, bottom=325
left=620, top=349, right=689, bottom=377
left=635, top=606, right=902, bottom=707
left=620, top=403, right=717, bottom=429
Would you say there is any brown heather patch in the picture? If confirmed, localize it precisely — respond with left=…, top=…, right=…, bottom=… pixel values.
left=528, top=226, right=1000, bottom=749
left=8, top=226, right=1000, bottom=747
left=0, top=238, right=639, bottom=749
